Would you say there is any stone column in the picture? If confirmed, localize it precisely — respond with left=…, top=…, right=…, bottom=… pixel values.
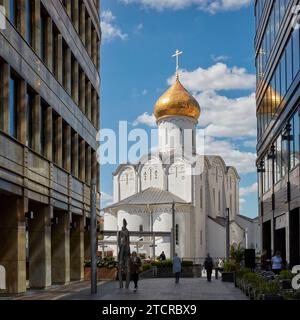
left=17, top=80, right=27, bottom=144
left=70, top=214, right=84, bottom=281
left=0, top=62, right=10, bottom=134
left=65, top=0, right=72, bottom=18
left=46, top=16, right=53, bottom=72
left=55, top=116, right=63, bottom=167
left=51, top=211, right=70, bottom=284
left=80, top=2, right=86, bottom=45
left=92, top=89, right=97, bottom=127
left=84, top=217, right=91, bottom=260
left=28, top=205, right=52, bottom=288
left=65, top=48, right=72, bottom=95
left=72, top=0, right=79, bottom=32
left=72, top=132, right=79, bottom=177
left=72, top=60, right=79, bottom=105
left=56, top=34, right=63, bottom=84
left=85, top=145, right=91, bottom=185
left=79, top=70, right=86, bottom=114
left=32, top=0, right=41, bottom=57
left=79, top=139, right=86, bottom=182
left=45, top=106, right=53, bottom=161
left=0, top=195, right=27, bottom=294
left=63, top=124, right=71, bottom=172
left=18, top=0, right=26, bottom=38
left=86, top=81, right=92, bottom=121
left=32, top=94, right=41, bottom=154
left=86, top=17, right=92, bottom=57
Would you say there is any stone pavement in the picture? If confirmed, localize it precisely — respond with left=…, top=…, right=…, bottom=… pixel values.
left=60, top=278, right=247, bottom=300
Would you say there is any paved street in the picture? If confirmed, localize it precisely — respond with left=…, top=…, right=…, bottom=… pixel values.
left=60, top=278, right=247, bottom=300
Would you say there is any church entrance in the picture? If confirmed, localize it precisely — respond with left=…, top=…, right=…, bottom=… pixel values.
left=263, top=220, right=272, bottom=260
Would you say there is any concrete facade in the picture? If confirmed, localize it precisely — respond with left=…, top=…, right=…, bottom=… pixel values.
left=0, top=0, right=100, bottom=293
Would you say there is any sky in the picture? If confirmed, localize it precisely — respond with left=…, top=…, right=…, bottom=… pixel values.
left=100, top=0, right=259, bottom=218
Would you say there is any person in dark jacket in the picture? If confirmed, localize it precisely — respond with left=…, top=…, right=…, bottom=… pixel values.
left=130, top=251, right=142, bottom=292
left=159, top=251, right=166, bottom=261
left=204, top=253, right=214, bottom=282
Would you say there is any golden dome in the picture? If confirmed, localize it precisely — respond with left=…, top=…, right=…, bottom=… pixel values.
left=154, top=77, right=201, bottom=122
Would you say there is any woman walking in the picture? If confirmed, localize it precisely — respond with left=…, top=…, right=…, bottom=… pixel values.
left=130, top=251, right=142, bottom=292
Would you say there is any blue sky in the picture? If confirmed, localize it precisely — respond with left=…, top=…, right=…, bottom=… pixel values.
left=100, top=0, right=258, bottom=218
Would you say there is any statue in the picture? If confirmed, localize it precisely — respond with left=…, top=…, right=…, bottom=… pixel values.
left=117, top=219, right=130, bottom=288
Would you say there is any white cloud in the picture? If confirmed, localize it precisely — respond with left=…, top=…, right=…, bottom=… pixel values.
left=240, top=183, right=258, bottom=197
left=133, top=112, right=157, bottom=127
left=142, top=89, right=148, bottom=95
left=201, top=135, right=257, bottom=174
left=101, top=191, right=113, bottom=202
left=196, top=90, right=256, bottom=138
left=243, top=140, right=257, bottom=148
left=210, top=54, right=231, bottom=62
left=168, top=63, right=256, bottom=92
left=101, top=10, right=128, bottom=43
left=120, top=0, right=251, bottom=13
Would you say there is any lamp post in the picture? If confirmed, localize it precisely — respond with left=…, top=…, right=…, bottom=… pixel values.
left=226, top=208, right=230, bottom=261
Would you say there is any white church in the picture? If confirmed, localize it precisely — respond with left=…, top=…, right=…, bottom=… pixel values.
left=103, top=55, right=259, bottom=261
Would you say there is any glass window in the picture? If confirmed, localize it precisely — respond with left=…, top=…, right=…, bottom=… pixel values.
left=40, top=9, right=47, bottom=62
left=292, top=28, right=300, bottom=79
left=294, top=112, right=300, bottom=167
left=25, top=0, right=32, bottom=45
left=282, top=132, right=287, bottom=177
left=286, top=38, right=293, bottom=90
left=9, top=0, right=17, bottom=26
left=26, top=90, right=34, bottom=148
left=40, top=101, right=46, bottom=156
left=276, top=135, right=282, bottom=182
left=9, top=77, right=17, bottom=138
left=280, top=51, right=286, bottom=98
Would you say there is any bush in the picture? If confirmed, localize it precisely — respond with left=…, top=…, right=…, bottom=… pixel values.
left=142, top=263, right=152, bottom=271
left=278, top=270, right=294, bottom=280
left=84, top=256, right=118, bottom=269
left=151, top=259, right=173, bottom=268
left=223, top=261, right=238, bottom=272
left=182, top=260, right=193, bottom=267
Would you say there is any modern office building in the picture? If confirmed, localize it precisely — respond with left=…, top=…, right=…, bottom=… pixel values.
left=0, top=0, right=101, bottom=293
left=255, top=0, right=300, bottom=267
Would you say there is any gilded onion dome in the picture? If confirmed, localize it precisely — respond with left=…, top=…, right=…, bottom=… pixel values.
left=154, top=77, right=201, bottom=122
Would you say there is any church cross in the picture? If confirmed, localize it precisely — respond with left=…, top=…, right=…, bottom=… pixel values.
left=172, top=49, right=183, bottom=79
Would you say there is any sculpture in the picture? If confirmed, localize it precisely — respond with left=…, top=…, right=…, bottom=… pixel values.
left=117, top=219, right=130, bottom=288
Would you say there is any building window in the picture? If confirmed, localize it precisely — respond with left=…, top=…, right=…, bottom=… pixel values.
left=52, top=24, right=59, bottom=78
left=212, top=188, right=215, bottom=209
left=9, top=76, right=18, bottom=138
left=52, top=111, right=59, bottom=163
left=9, top=0, right=17, bottom=26
left=25, top=0, right=33, bottom=45
left=200, top=230, right=203, bottom=246
left=26, top=89, right=34, bottom=148
left=40, top=101, right=47, bottom=156
left=40, top=7, right=47, bottom=62
left=218, top=190, right=221, bottom=211
left=200, top=186, right=203, bottom=209
left=139, top=225, right=143, bottom=232
left=175, top=224, right=179, bottom=245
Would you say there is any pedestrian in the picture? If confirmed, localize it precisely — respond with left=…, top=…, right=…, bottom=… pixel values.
left=204, top=253, right=214, bottom=282
left=271, top=251, right=282, bottom=275
left=217, top=258, right=224, bottom=277
left=130, top=251, right=142, bottom=292
left=159, top=251, right=166, bottom=261
left=172, top=253, right=182, bottom=284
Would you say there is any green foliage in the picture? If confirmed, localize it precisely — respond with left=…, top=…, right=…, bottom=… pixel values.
left=230, top=243, right=244, bottom=264
left=151, top=259, right=173, bottom=268
left=223, top=261, right=238, bottom=272
left=142, top=263, right=152, bottom=271
left=278, top=270, right=294, bottom=280
left=84, top=256, right=118, bottom=269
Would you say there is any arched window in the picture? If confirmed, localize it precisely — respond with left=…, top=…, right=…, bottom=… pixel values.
left=139, top=225, right=143, bottom=232
left=144, top=171, right=147, bottom=181
left=155, top=170, right=158, bottom=179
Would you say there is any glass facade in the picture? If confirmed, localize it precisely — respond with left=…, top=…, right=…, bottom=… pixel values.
left=9, top=77, right=17, bottom=138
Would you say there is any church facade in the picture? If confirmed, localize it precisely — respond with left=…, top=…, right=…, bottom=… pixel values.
left=104, top=72, right=257, bottom=261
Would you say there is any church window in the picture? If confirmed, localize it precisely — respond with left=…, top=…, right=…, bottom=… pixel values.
left=230, top=195, right=232, bottom=216
left=200, top=187, right=203, bottom=209
left=216, top=167, right=218, bottom=182
left=165, top=128, right=168, bottom=144
left=155, top=170, right=158, bottom=179
left=139, top=225, right=143, bottom=232
left=144, top=171, right=147, bottom=181
left=126, top=174, right=128, bottom=185
left=175, top=166, right=178, bottom=178
left=218, top=190, right=221, bottom=211
left=175, top=224, right=179, bottom=245
left=213, top=188, right=215, bottom=208
left=149, top=168, right=152, bottom=180
left=200, top=230, right=203, bottom=246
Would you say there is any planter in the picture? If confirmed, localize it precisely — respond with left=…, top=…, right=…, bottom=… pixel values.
left=84, top=267, right=118, bottom=281
left=222, top=272, right=235, bottom=283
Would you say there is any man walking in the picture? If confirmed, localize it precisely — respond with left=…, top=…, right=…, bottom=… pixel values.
left=204, top=253, right=214, bottom=282
left=130, top=251, right=142, bottom=292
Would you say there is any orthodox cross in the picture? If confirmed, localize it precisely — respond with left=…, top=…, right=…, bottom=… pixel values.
left=172, top=49, right=183, bottom=78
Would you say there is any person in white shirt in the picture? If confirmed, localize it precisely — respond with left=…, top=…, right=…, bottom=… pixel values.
left=271, top=251, right=282, bottom=275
